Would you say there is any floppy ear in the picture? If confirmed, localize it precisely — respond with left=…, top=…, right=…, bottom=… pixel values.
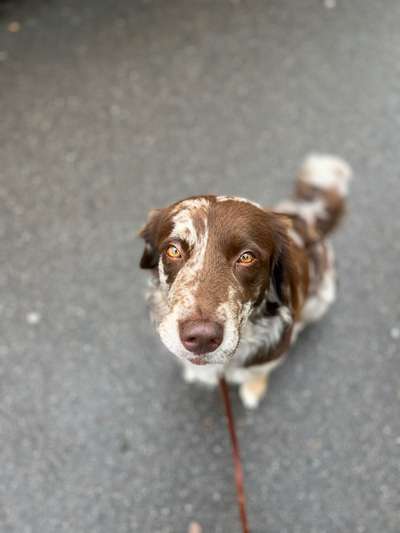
left=139, top=208, right=164, bottom=269
left=269, top=214, right=303, bottom=317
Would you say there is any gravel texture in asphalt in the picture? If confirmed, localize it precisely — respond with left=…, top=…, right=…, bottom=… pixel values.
left=1, top=1, right=400, bottom=532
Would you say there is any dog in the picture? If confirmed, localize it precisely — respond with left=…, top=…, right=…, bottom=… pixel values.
left=139, top=154, right=352, bottom=408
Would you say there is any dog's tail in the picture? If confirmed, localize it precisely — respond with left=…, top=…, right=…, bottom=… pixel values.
left=277, top=154, right=353, bottom=239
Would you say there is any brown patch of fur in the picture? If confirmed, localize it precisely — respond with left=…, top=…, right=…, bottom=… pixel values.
left=295, top=182, right=346, bottom=237
left=140, top=197, right=311, bottom=324
left=139, top=208, right=173, bottom=269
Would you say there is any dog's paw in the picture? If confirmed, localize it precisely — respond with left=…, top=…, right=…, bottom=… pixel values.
left=239, top=375, right=269, bottom=409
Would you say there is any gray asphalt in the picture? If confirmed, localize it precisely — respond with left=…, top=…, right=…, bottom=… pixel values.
left=1, top=1, right=400, bottom=532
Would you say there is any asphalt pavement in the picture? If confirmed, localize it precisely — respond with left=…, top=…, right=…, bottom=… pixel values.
left=1, top=0, right=399, bottom=532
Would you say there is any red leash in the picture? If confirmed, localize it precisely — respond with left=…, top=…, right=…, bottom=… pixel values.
left=219, top=377, right=250, bottom=533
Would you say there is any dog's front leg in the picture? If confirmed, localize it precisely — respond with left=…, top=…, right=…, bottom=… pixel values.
left=239, top=374, right=269, bottom=409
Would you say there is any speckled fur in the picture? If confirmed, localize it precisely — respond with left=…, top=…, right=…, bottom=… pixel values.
left=140, top=154, right=352, bottom=407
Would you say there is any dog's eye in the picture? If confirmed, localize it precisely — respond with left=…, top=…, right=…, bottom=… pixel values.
left=166, top=244, right=182, bottom=259
left=237, top=252, right=256, bottom=265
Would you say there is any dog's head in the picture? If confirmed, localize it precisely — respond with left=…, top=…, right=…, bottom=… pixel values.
left=140, top=196, right=302, bottom=366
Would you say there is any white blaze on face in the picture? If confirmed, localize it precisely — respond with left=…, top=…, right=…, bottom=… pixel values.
left=170, top=198, right=210, bottom=235
left=157, top=198, right=213, bottom=361
left=169, top=209, right=197, bottom=247
left=158, top=259, right=168, bottom=291
left=155, top=198, right=257, bottom=364
left=207, top=288, right=254, bottom=364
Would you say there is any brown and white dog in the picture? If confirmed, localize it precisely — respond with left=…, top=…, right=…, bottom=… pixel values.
left=139, top=155, right=352, bottom=408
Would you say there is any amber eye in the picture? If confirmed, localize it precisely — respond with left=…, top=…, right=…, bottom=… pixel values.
left=237, top=251, right=256, bottom=265
left=166, top=244, right=182, bottom=259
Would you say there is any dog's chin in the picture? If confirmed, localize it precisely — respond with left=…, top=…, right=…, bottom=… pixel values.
left=185, top=354, right=228, bottom=366
left=186, top=356, right=211, bottom=366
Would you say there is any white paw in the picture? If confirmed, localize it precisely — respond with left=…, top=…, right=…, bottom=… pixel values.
left=239, top=385, right=261, bottom=409
left=239, top=376, right=268, bottom=409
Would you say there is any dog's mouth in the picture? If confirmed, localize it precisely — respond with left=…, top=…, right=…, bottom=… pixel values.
left=185, top=346, right=237, bottom=366
left=187, top=356, right=209, bottom=366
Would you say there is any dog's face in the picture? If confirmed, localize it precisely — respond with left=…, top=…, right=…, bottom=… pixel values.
left=140, top=196, right=298, bottom=366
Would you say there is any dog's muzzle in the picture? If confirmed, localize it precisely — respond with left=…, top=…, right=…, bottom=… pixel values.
left=179, top=319, right=223, bottom=360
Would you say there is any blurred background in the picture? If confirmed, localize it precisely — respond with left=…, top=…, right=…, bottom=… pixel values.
left=1, top=1, right=399, bottom=532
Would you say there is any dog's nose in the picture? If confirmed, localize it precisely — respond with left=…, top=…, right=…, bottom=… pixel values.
left=179, top=320, right=223, bottom=354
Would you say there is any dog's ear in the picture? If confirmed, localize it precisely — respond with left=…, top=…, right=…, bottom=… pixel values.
left=269, top=214, right=304, bottom=317
left=139, top=208, right=164, bottom=269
